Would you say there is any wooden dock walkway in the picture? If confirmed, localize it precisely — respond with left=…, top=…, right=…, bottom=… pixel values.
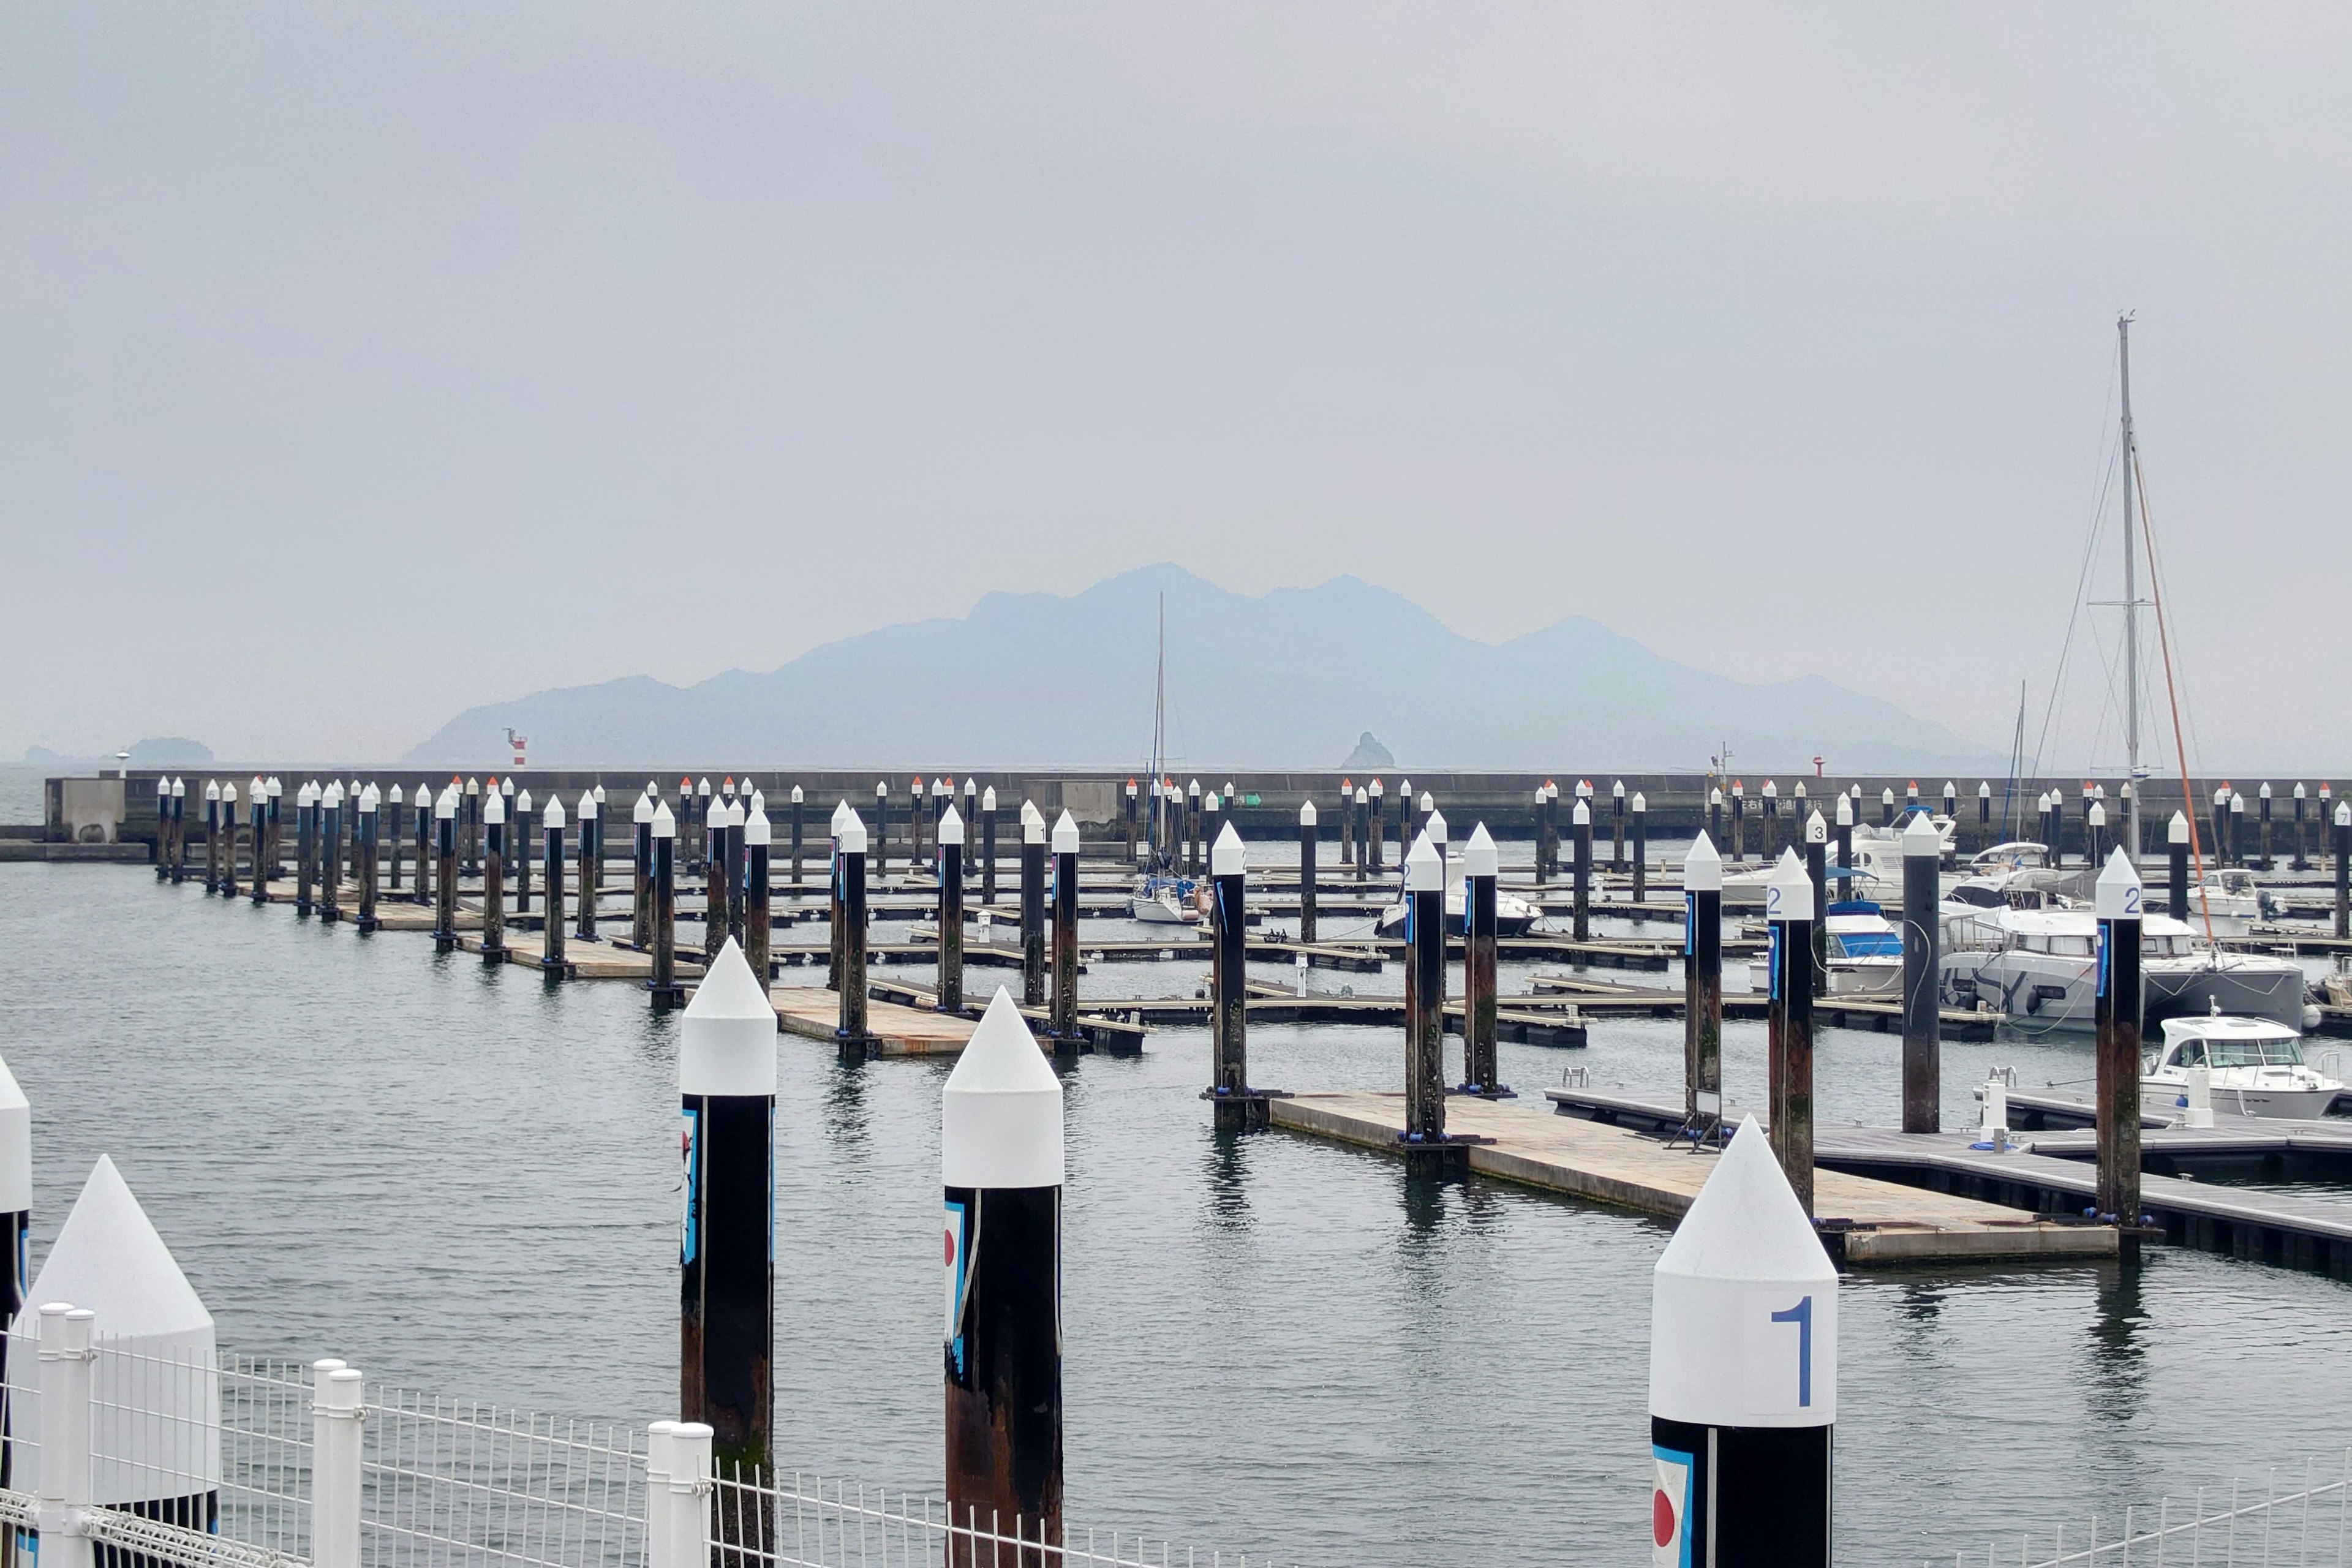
left=1267, top=1091, right=2113, bottom=1266
left=1525, top=973, right=2002, bottom=1038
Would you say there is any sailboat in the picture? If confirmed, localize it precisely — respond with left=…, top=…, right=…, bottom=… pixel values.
left=1131, top=594, right=1199, bottom=925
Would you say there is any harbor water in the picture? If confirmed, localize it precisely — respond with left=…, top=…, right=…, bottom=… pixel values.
left=6, top=862, right=2352, bottom=1563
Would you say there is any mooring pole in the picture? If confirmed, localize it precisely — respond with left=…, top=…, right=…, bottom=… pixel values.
left=1353, top=786, right=1370, bottom=881
left=433, top=785, right=459, bottom=954
left=153, top=778, right=170, bottom=881
left=1020, top=804, right=1046, bottom=1008
left=963, top=777, right=979, bottom=887
left=513, top=790, right=535, bottom=916
left=2094, top=848, right=2144, bottom=1261
left=265, top=775, right=284, bottom=886
left=1832, top=793, right=1853, bottom=915
left=2164, top=810, right=2190, bottom=921
left=1124, top=779, right=1139, bottom=865
left=0, top=1053, right=26, bottom=1490
left=1183, top=778, right=1200, bottom=877
left=248, top=780, right=268, bottom=907
left=1803, top=812, right=1827, bottom=1000
left=1206, top=822, right=1262, bottom=1129
left=1462, top=824, right=1507, bottom=1097
left=578, top=791, right=602, bottom=943
left=170, top=777, right=190, bottom=885
left=1708, top=787, right=1722, bottom=853
left=943, top=991, right=1065, bottom=1561
left=1766, top=848, right=1816, bottom=1216
left=788, top=785, right=805, bottom=888
left=412, top=780, right=434, bottom=908
left=1977, top=781, right=1992, bottom=853
left=2335, top=802, right=2350, bottom=940
left=292, top=782, right=313, bottom=914
left=1631, top=793, right=1649, bottom=904
left=1297, top=800, right=1319, bottom=944
left=679, top=937, right=777, bottom=1483
left=1572, top=799, right=1593, bottom=941
left=1730, top=782, right=1746, bottom=863
left=937, top=804, right=965, bottom=1014
left=541, top=795, right=568, bottom=976
left=826, top=801, right=850, bottom=991
left=462, top=777, right=481, bottom=875
left=1648, top=1118, right=1837, bottom=1568
left=1338, top=778, right=1354, bottom=870
left=219, top=782, right=241, bottom=900
left=2294, top=783, right=2309, bottom=871
left=744, top=799, right=772, bottom=981
left=649, top=801, right=684, bottom=1008
left=631, top=789, right=656, bottom=949
left=480, top=790, right=506, bottom=964
left=1683, top=832, right=1722, bottom=1128
left=703, top=797, right=731, bottom=964
left=1049, top=810, right=1080, bottom=1048
left=1762, top=780, right=1779, bottom=860
left=981, top=787, right=1000, bottom=905
left=1611, top=779, right=1627, bottom=869
left=2231, top=790, right=2247, bottom=872
left=1402, top=833, right=1447, bottom=1154
left=2086, top=801, right=2106, bottom=870
left=356, top=785, right=380, bottom=933
left=1901, top=810, right=1940, bottom=1134
left=873, top=780, right=889, bottom=885
left=320, top=782, right=344, bottom=921
left=835, top=809, right=870, bottom=1054
left=1366, top=778, right=1385, bottom=875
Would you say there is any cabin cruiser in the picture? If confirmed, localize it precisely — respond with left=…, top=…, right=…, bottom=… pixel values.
left=2144, top=1011, right=2345, bottom=1120
left=1376, top=859, right=1541, bottom=938
left=1938, top=904, right=2315, bottom=1032
left=1721, top=817, right=1958, bottom=907
left=1744, top=903, right=1904, bottom=997
left=2170, top=869, right=2271, bottom=937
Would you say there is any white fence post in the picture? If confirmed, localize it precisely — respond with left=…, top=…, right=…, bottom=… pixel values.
left=37, top=1303, right=96, bottom=1568
left=644, top=1421, right=677, bottom=1568
left=311, top=1362, right=363, bottom=1568
left=669, top=1423, right=712, bottom=1568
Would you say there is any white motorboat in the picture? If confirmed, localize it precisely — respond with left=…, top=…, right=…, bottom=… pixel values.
left=1938, top=905, right=2315, bottom=1032
left=2144, top=1011, right=2346, bottom=1120
left=2171, top=869, right=2266, bottom=937
left=1130, top=876, right=1199, bottom=925
left=1744, top=905, right=1905, bottom=997
left=1376, top=859, right=1540, bottom=937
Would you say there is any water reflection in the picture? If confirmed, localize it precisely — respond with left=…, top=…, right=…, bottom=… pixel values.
left=1198, top=1126, right=1256, bottom=1231
left=2084, top=1261, right=2149, bottom=1426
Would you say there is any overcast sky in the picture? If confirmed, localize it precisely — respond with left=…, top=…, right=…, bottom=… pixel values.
left=7, top=4, right=2348, bottom=772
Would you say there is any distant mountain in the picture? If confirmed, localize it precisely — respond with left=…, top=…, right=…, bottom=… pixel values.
left=404, top=565, right=1999, bottom=772
left=20, top=737, right=214, bottom=767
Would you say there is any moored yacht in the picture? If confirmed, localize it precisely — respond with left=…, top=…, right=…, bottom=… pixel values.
left=2144, top=1011, right=2346, bottom=1119
left=1937, top=904, right=2314, bottom=1032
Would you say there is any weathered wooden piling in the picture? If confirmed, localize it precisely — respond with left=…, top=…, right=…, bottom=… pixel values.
left=2094, top=848, right=2144, bottom=1256
left=981, top=787, right=1000, bottom=905
left=1572, top=799, right=1593, bottom=941
left=704, top=796, right=729, bottom=965
left=1367, top=778, right=1385, bottom=874
left=634, top=789, right=657, bottom=948
left=744, top=799, right=772, bottom=981
left=1297, top=801, right=1319, bottom=943
left=1648, top=1118, right=1838, bottom=1568
left=1803, top=811, right=1827, bottom=999
left=1683, top=832, right=1722, bottom=1130
left=830, top=810, right=872, bottom=1046
left=1456, top=824, right=1508, bottom=1097
left=432, top=785, right=459, bottom=953
left=541, top=794, right=568, bottom=976
left=1631, top=792, right=1648, bottom=903
left=1730, top=780, right=1746, bottom=861
left=937, top=805, right=965, bottom=1014
left=355, top=785, right=380, bottom=932
left=578, top=791, right=603, bottom=943
left=1766, top=848, right=1817, bottom=1215
left=679, top=937, right=777, bottom=1480
left=1900, top=811, right=1939, bottom=1134
left=650, top=801, right=684, bottom=1009
left=1049, top=811, right=1080, bottom=1048
left=479, top=789, right=506, bottom=963
left=1020, top=803, right=1046, bottom=1008
left=1401, top=833, right=1450, bottom=1163
left=943, top=991, right=1065, bottom=1561
left=1205, top=823, right=1265, bottom=1129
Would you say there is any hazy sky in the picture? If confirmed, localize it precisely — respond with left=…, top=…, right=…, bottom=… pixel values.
left=7, top=5, right=2349, bottom=771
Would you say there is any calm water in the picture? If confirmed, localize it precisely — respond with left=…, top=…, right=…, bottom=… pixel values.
left=5, top=863, right=2352, bottom=1566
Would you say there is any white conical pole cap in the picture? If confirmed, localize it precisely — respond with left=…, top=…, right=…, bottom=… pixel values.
left=839, top=809, right=868, bottom=854
left=2168, top=810, right=2188, bottom=843
left=516, top=788, right=533, bottom=815
left=1614, top=780, right=1626, bottom=799
left=791, top=785, right=804, bottom=804
left=483, top=792, right=503, bottom=825
left=545, top=794, right=565, bottom=829
left=1768, top=847, right=1814, bottom=921
left=1649, top=1118, right=1836, bottom=1427
left=2338, top=802, right=2351, bottom=827
left=831, top=801, right=851, bottom=835
left=578, top=789, right=598, bottom=819
left=1833, top=794, right=1852, bottom=826
left=2088, top=801, right=2106, bottom=827
left=749, top=788, right=764, bottom=813
left=220, top=783, right=237, bottom=806
left=1882, top=788, right=1894, bottom=806
left=2261, top=782, right=2272, bottom=799
left=1023, top=811, right=1044, bottom=844
left=436, top=784, right=459, bottom=818
left=412, top=781, right=430, bottom=805
left=1404, top=831, right=1442, bottom=891
left=1211, top=821, right=1245, bottom=876
left=1943, top=781, right=1956, bottom=797
left=745, top=804, right=771, bottom=846
left=1709, top=787, right=1723, bottom=807
left=1979, top=782, right=1992, bottom=797
left=1572, top=799, right=1589, bottom=826
left=291, top=782, right=307, bottom=807
left=982, top=786, right=997, bottom=811
left=680, top=938, right=777, bottom=1097
left=1463, top=823, right=1498, bottom=878
left=1632, top=792, right=1646, bottom=811
left=1804, top=810, right=1825, bottom=845
left=593, top=784, right=606, bottom=804
left=1052, top=810, right=1079, bottom=854
left=1204, top=793, right=1221, bottom=812
left=326, top=781, right=347, bottom=809
left=1902, top=810, right=1940, bottom=858
left=698, top=778, right=711, bottom=797
left=1684, top=831, right=1722, bottom=892
left=876, top=780, right=889, bottom=798
left=1299, top=801, right=1316, bottom=826
left=1369, top=778, right=1382, bottom=797
left=2095, top=845, right=2143, bottom=918
left=388, top=784, right=404, bottom=805
left=360, top=783, right=380, bottom=812
left=1355, top=788, right=1368, bottom=805
left=1425, top=807, right=1447, bottom=845
left=635, top=793, right=654, bottom=824
left=1419, top=790, right=1433, bottom=812
left=943, top=989, right=1063, bottom=1190
left=0, top=1055, right=29, bottom=1212
left=2296, top=783, right=2307, bottom=799
left=249, top=775, right=266, bottom=801
left=652, top=801, right=676, bottom=839
left=939, top=804, right=965, bottom=846
left=1019, top=799, right=1042, bottom=828
left=965, top=778, right=977, bottom=797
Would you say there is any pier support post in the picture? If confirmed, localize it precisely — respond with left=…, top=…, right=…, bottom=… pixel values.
left=1539, top=782, right=1557, bottom=884
left=154, top=778, right=172, bottom=881
left=745, top=801, right=772, bottom=981
left=248, top=783, right=268, bottom=907
left=432, top=785, right=459, bottom=953
left=2086, top=801, right=2106, bottom=873
left=680, top=938, right=777, bottom=1483
left=1766, top=848, right=1816, bottom=1215
left=2335, top=803, right=2349, bottom=940
left=514, top=790, right=533, bottom=916
left=1401, top=833, right=1453, bottom=1167
left=1049, top=811, right=1081, bottom=1048
left=2209, top=787, right=2228, bottom=872
left=703, top=798, right=730, bottom=963
left=873, top=781, right=889, bottom=886
left=1124, top=779, right=1138, bottom=865
left=634, top=790, right=656, bottom=948
left=462, top=777, right=481, bottom=875
left=1572, top=800, right=1593, bottom=941
left=790, top=785, right=805, bottom=887
left=1708, top=787, right=1722, bottom=853
left=578, top=791, right=602, bottom=943
left=1648, top=1118, right=1836, bottom=1568
left=649, top=802, right=684, bottom=1008
left=1683, top=833, right=1722, bottom=1132
left=1338, top=780, right=1354, bottom=872
left=2294, top=783, right=2308, bottom=871
left=1610, top=779, right=1625, bottom=869
left=1730, top=782, right=1744, bottom=862
left=2166, top=811, right=2190, bottom=922
left=541, top=796, right=568, bottom=976
left=693, top=778, right=712, bottom=875
left=263, top=775, right=283, bottom=887
left=1461, top=825, right=1509, bottom=1097
left=1631, top=793, right=1648, bottom=904
left=1762, top=781, right=1779, bottom=860
left=480, top=790, right=506, bottom=963
left=170, top=777, right=190, bottom=885
left=384, top=785, right=405, bottom=897
left=2260, top=783, right=2274, bottom=871
left=1977, top=781, right=1992, bottom=854
left=835, top=810, right=871, bottom=1054
left=1354, top=786, right=1370, bottom=881
left=1831, top=793, right=1852, bottom=914
left=412, top=781, right=434, bottom=908
left=356, top=785, right=380, bottom=932
left=938, top=805, right=965, bottom=1014
left=1367, top=778, right=1385, bottom=876
left=944, top=992, right=1065, bottom=1564
left=2230, top=790, right=2245, bottom=870
left=1202, top=791, right=1221, bottom=885
left=981, top=788, right=1000, bottom=905
left=1297, top=801, right=1319, bottom=944
left=293, top=782, right=315, bottom=914
left=2094, top=848, right=2145, bottom=1258
left=827, top=801, right=850, bottom=991
left=1020, top=806, right=1046, bottom=1008
left=1803, top=812, right=1828, bottom=1000
left=321, top=782, right=345, bottom=921
left=1901, top=812, right=1940, bottom=1134
left=219, top=783, right=241, bottom=900
left=1205, top=823, right=1272, bottom=1129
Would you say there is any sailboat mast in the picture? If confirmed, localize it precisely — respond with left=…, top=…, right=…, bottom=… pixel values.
left=2118, top=314, right=2144, bottom=860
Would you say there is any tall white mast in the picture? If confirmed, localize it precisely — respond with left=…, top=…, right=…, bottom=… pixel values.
left=2118, top=314, right=2144, bottom=860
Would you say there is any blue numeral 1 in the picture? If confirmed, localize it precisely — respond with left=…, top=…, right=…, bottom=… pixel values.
left=1770, top=1295, right=1813, bottom=1408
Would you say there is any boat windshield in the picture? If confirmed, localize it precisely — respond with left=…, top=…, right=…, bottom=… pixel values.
left=1833, top=932, right=1902, bottom=959
left=2171, top=1037, right=2307, bottom=1069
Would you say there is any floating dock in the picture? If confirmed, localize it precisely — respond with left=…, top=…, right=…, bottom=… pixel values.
left=1267, top=1090, right=2114, bottom=1265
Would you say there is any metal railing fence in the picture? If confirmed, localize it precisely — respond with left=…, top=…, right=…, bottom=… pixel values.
left=1953, top=1450, right=2352, bottom=1567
